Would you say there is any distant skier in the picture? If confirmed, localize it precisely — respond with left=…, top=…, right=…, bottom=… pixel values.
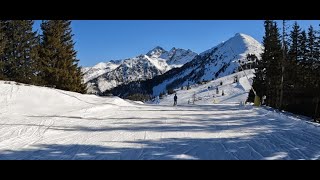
left=174, top=94, right=178, bottom=106
left=155, top=96, right=160, bottom=104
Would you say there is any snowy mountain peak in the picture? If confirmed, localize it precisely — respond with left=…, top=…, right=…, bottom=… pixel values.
left=151, top=33, right=263, bottom=96
left=235, top=32, right=243, bottom=37
left=170, top=47, right=177, bottom=52
left=147, top=46, right=167, bottom=58
left=201, top=33, right=263, bottom=59
left=233, top=33, right=252, bottom=39
left=233, top=33, right=260, bottom=45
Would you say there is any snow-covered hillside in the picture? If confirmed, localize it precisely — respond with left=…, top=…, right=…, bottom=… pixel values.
left=84, top=47, right=197, bottom=94
left=1, top=80, right=320, bottom=160
left=154, top=70, right=255, bottom=106
left=152, top=33, right=263, bottom=96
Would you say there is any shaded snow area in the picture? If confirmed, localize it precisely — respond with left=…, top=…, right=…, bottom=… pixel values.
left=1, top=81, right=320, bottom=160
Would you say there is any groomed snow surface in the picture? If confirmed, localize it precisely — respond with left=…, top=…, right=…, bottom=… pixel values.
left=1, top=76, right=320, bottom=160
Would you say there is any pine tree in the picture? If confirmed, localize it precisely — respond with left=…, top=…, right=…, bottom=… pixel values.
left=248, top=21, right=272, bottom=103
left=248, top=53, right=265, bottom=102
left=302, top=26, right=318, bottom=89
left=271, top=22, right=284, bottom=109
left=317, top=24, right=320, bottom=65
left=283, top=22, right=301, bottom=110
left=258, top=21, right=283, bottom=108
left=31, top=35, right=42, bottom=85
left=295, top=30, right=308, bottom=90
left=279, top=20, right=290, bottom=110
left=315, top=25, right=320, bottom=114
left=39, top=20, right=86, bottom=93
left=250, top=21, right=320, bottom=120
left=288, top=22, right=301, bottom=61
left=2, top=20, right=39, bottom=84
left=0, top=21, right=7, bottom=80
left=305, top=25, right=320, bottom=68
left=298, top=30, right=307, bottom=62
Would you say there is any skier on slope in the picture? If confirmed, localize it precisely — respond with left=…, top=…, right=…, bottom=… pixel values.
left=155, top=96, right=160, bottom=104
left=174, top=94, right=178, bottom=106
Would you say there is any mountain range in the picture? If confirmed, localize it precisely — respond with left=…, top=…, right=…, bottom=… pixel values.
left=83, top=33, right=263, bottom=97
left=82, top=47, right=197, bottom=94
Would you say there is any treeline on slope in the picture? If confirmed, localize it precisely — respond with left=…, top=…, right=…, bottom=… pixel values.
left=0, top=20, right=85, bottom=93
left=247, top=20, right=320, bottom=121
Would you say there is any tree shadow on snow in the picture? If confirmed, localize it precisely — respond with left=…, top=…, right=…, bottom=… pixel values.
left=1, top=135, right=320, bottom=160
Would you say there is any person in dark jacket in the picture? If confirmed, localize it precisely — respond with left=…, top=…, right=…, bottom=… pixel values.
left=174, top=94, right=177, bottom=106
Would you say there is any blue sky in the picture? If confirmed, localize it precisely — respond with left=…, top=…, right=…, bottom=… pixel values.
left=33, top=20, right=319, bottom=67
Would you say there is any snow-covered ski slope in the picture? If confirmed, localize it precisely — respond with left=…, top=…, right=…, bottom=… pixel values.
left=1, top=80, right=320, bottom=160
left=156, top=70, right=254, bottom=106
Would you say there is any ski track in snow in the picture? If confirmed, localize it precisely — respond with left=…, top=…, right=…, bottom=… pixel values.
left=1, top=80, right=320, bottom=159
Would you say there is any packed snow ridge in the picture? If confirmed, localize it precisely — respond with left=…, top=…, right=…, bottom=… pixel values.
left=83, top=46, right=197, bottom=94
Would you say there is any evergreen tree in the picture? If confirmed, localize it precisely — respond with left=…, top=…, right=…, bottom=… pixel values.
left=271, top=22, right=283, bottom=108
left=2, top=20, right=39, bottom=84
left=248, top=21, right=273, bottom=103
left=283, top=22, right=301, bottom=109
left=298, top=30, right=307, bottom=62
left=39, top=20, right=86, bottom=93
left=253, top=20, right=272, bottom=104
left=282, top=20, right=290, bottom=53
left=250, top=20, right=320, bottom=120
left=288, top=21, right=301, bottom=62
left=278, top=20, right=288, bottom=110
left=317, top=24, right=320, bottom=65
left=31, top=35, right=42, bottom=85
left=0, top=21, right=7, bottom=79
left=256, top=20, right=283, bottom=108
left=300, top=26, right=318, bottom=92
left=285, top=21, right=298, bottom=96
left=295, top=30, right=308, bottom=90
left=306, top=25, right=317, bottom=65
left=248, top=53, right=265, bottom=102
